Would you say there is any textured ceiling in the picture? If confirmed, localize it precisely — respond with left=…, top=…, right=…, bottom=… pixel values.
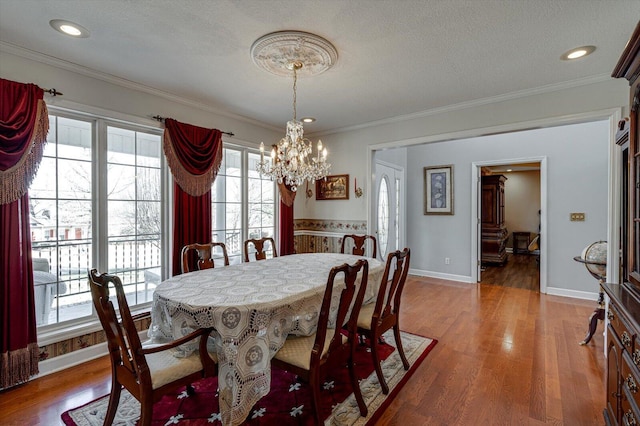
left=0, top=1, right=638, bottom=134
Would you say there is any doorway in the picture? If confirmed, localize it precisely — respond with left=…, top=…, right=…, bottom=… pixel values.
left=473, top=158, right=547, bottom=293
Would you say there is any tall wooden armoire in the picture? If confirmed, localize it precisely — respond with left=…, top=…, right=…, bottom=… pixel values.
left=602, top=20, right=640, bottom=426
left=481, top=174, right=508, bottom=265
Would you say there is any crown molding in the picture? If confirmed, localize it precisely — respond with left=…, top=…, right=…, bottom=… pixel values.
left=0, top=41, right=282, bottom=133
left=1, top=41, right=613, bottom=138
left=314, top=73, right=613, bottom=137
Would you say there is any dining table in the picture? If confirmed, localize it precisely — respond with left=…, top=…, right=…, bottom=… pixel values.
left=148, top=252, right=384, bottom=426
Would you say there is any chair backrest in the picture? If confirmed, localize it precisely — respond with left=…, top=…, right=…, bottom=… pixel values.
left=340, top=234, right=378, bottom=258
left=312, top=259, right=368, bottom=365
left=181, top=242, right=230, bottom=274
left=88, top=269, right=148, bottom=384
left=374, top=248, right=411, bottom=324
left=244, top=237, right=278, bottom=262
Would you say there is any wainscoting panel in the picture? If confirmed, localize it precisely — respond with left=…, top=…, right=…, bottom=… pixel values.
left=38, top=316, right=151, bottom=362
left=294, top=218, right=367, bottom=254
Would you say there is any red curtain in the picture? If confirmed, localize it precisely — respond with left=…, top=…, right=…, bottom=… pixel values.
left=163, top=119, right=222, bottom=275
left=278, top=183, right=296, bottom=255
left=0, top=78, right=49, bottom=389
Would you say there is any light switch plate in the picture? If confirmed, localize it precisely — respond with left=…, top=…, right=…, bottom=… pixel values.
left=570, top=212, right=585, bottom=221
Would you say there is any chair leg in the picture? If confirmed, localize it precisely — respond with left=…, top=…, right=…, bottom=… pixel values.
left=348, top=356, right=368, bottom=417
left=370, top=332, right=389, bottom=395
left=139, top=393, right=154, bottom=426
left=393, top=324, right=410, bottom=370
left=104, top=382, right=121, bottom=426
left=186, top=383, right=195, bottom=396
left=309, top=370, right=322, bottom=426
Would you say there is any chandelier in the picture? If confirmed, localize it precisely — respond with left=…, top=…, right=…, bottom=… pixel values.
left=257, top=62, right=330, bottom=191
left=252, top=31, right=337, bottom=192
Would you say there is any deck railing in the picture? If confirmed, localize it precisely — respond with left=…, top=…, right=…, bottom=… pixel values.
left=32, top=237, right=161, bottom=325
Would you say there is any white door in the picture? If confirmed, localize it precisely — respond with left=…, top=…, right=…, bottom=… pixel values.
left=476, top=166, right=483, bottom=281
left=374, top=161, right=404, bottom=260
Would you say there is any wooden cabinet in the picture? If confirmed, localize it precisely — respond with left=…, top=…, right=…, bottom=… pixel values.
left=481, top=174, right=508, bottom=265
left=613, top=20, right=640, bottom=296
left=602, top=284, right=640, bottom=425
left=606, top=20, right=640, bottom=426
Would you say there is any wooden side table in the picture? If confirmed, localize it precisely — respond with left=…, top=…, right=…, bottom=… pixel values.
left=512, top=232, right=530, bottom=254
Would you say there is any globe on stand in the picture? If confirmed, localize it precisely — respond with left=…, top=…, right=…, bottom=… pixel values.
left=573, top=241, right=607, bottom=345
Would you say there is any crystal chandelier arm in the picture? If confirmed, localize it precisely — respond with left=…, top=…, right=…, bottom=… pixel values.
left=255, top=55, right=330, bottom=191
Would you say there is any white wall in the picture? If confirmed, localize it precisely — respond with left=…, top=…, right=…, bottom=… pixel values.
left=503, top=170, right=541, bottom=247
left=296, top=78, right=628, bottom=221
left=297, top=78, right=627, bottom=297
left=405, top=121, right=609, bottom=295
left=375, top=147, right=408, bottom=169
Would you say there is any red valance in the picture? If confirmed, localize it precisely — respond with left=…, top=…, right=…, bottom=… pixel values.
left=278, top=182, right=296, bottom=255
left=0, top=78, right=49, bottom=205
left=163, top=118, right=223, bottom=197
left=1, top=78, right=46, bottom=389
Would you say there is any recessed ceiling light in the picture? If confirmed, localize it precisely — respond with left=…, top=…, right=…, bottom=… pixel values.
left=560, top=45, right=596, bottom=61
left=301, top=117, right=316, bottom=123
left=506, top=169, right=513, bottom=172
left=50, top=19, right=90, bottom=38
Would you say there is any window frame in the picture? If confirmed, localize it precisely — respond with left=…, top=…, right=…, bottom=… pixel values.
left=212, top=142, right=278, bottom=265
left=36, top=107, right=167, bottom=343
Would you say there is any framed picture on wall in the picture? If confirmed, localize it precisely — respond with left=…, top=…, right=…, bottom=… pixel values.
left=424, top=165, right=454, bottom=215
left=316, top=174, right=349, bottom=200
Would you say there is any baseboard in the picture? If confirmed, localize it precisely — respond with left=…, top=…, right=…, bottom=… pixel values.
left=408, top=270, right=600, bottom=301
left=37, top=330, right=147, bottom=377
left=409, top=268, right=475, bottom=283
left=545, top=286, right=600, bottom=301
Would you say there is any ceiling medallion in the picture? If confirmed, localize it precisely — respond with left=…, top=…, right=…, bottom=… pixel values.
left=250, top=31, right=338, bottom=77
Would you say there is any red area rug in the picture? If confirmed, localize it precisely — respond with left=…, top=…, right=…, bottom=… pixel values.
left=61, top=331, right=436, bottom=425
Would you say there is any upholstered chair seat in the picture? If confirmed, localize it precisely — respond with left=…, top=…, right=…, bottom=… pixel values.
left=273, top=331, right=343, bottom=370
left=142, top=342, right=218, bottom=390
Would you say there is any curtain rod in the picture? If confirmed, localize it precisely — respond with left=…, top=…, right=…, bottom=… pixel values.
left=152, top=115, right=234, bottom=137
left=42, top=87, right=63, bottom=96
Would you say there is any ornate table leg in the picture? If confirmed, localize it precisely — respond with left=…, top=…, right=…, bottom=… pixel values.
left=579, top=291, right=605, bottom=345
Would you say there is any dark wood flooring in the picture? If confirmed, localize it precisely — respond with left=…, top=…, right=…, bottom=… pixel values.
left=0, top=274, right=604, bottom=425
left=481, top=252, right=540, bottom=291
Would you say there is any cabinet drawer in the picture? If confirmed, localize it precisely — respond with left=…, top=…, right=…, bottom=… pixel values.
left=610, top=304, right=636, bottom=352
left=623, top=351, right=640, bottom=409
left=621, top=386, right=640, bottom=426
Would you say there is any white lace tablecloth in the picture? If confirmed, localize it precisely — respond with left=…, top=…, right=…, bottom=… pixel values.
left=148, top=253, right=384, bottom=426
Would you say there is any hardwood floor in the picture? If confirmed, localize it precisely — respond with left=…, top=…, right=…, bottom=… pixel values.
left=481, top=252, right=540, bottom=291
left=0, top=275, right=604, bottom=425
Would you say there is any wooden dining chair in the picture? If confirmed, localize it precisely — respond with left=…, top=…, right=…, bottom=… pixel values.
left=271, top=259, right=369, bottom=425
left=181, top=242, right=229, bottom=274
left=356, top=248, right=410, bottom=394
left=340, top=234, right=378, bottom=258
left=88, top=269, right=217, bottom=426
left=244, top=237, right=277, bottom=262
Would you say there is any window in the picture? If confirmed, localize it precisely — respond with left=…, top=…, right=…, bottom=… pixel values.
left=31, top=116, right=93, bottom=326
left=30, top=113, right=165, bottom=327
left=378, top=176, right=389, bottom=257
left=212, top=147, right=275, bottom=264
left=247, top=152, right=275, bottom=248
left=29, top=110, right=275, bottom=329
left=106, top=126, right=163, bottom=307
